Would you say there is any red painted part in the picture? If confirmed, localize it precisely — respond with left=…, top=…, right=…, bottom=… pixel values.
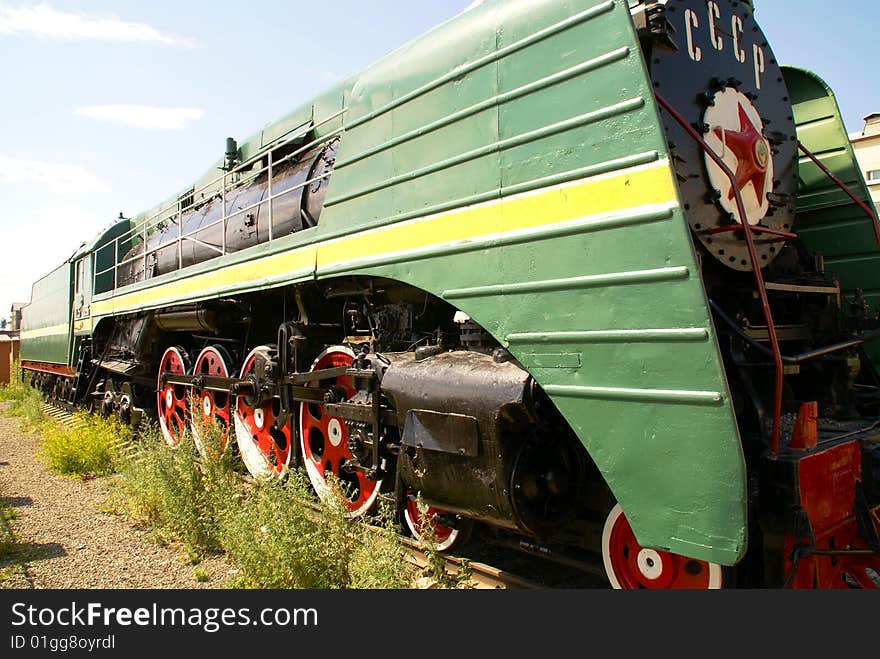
left=604, top=506, right=720, bottom=589
left=404, top=497, right=455, bottom=545
left=707, top=224, right=797, bottom=241
left=784, top=442, right=880, bottom=588
left=790, top=402, right=818, bottom=450
left=714, top=104, right=772, bottom=205
left=784, top=514, right=880, bottom=589
left=655, top=91, right=784, bottom=456
left=299, top=349, right=380, bottom=515
left=800, top=442, right=861, bottom=533
left=192, top=347, right=231, bottom=453
left=797, top=142, right=880, bottom=250
left=21, top=361, right=76, bottom=378
left=235, top=350, right=292, bottom=476
left=157, top=347, right=189, bottom=447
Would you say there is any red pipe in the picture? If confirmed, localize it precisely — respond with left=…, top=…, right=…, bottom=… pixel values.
left=707, top=224, right=798, bottom=241
left=797, top=142, right=880, bottom=250
left=655, top=92, right=785, bottom=456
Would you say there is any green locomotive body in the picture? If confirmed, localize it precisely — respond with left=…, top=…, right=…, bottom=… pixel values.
left=20, top=263, right=73, bottom=367
left=20, top=0, right=880, bottom=588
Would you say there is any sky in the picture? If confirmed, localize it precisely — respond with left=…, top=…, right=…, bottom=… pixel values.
left=0, top=0, right=877, bottom=320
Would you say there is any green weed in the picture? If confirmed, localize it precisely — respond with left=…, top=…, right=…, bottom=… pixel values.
left=0, top=360, right=26, bottom=402
left=217, top=473, right=412, bottom=589
left=1, top=363, right=51, bottom=434
left=40, top=412, right=128, bottom=478
left=109, top=413, right=430, bottom=589
left=409, top=493, right=473, bottom=588
left=109, top=420, right=234, bottom=552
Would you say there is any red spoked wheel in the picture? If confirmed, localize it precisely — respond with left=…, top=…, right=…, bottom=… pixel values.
left=602, top=504, right=723, bottom=589
left=191, top=345, right=233, bottom=458
left=403, top=492, right=468, bottom=552
left=157, top=346, right=191, bottom=447
left=299, top=346, right=381, bottom=518
left=233, top=346, right=291, bottom=480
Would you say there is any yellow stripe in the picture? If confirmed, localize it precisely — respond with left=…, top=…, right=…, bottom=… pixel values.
left=91, top=161, right=678, bottom=317
left=92, top=247, right=315, bottom=316
left=20, top=324, right=69, bottom=340
left=73, top=317, right=93, bottom=334
left=317, top=160, right=677, bottom=267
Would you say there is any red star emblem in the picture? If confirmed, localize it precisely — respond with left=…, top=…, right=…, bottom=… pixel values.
left=714, top=104, right=770, bottom=207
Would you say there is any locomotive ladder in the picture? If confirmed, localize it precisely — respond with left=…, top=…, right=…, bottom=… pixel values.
left=655, top=92, right=880, bottom=457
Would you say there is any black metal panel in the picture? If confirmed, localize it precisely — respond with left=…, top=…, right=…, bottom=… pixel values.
left=401, top=409, right=480, bottom=457
left=642, top=0, right=797, bottom=271
left=383, top=350, right=533, bottom=531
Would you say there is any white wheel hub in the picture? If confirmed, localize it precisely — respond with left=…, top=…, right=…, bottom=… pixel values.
left=253, top=407, right=265, bottom=430
left=328, top=418, right=343, bottom=447
left=637, top=548, right=664, bottom=580
left=202, top=395, right=212, bottom=416
left=165, top=389, right=173, bottom=408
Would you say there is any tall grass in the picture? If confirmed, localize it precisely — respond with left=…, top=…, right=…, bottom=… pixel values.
left=0, top=360, right=26, bottom=402
left=110, top=420, right=234, bottom=552
left=1, top=370, right=453, bottom=589
left=110, top=419, right=415, bottom=588
left=217, top=473, right=412, bottom=589
left=40, top=412, right=129, bottom=478
left=0, top=362, right=47, bottom=433
left=1, top=363, right=120, bottom=478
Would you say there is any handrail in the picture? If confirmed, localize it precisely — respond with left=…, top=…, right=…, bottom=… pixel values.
left=92, top=167, right=335, bottom=281
left=114, top=108, right=346, bottom=245
left=797, top=142, right=880, bottom=250
left=90, top=110, right=346, bottom=291
left=655, top=91, right=785, bottom=457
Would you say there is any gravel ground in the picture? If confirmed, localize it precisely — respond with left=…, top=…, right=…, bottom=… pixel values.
left=0, top=408, right=233, bottom=589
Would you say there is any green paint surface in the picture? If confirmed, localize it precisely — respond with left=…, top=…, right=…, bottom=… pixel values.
left=784, top=66, right=880, bottom=365
left=20, top=263, right=71, bottom=365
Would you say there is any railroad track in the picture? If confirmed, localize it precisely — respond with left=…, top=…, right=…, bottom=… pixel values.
left=400, top=536, right=543, bottom=589
left=40, top=402, right=79, bottom=426
left=36, top=400, right=594, bottom=590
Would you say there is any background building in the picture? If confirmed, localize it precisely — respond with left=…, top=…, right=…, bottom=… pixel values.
left=850, top=113, right=880, bottom=213
left=9, top=302, right=24, bottom=333
left=0, top=303, right=23, bottom=385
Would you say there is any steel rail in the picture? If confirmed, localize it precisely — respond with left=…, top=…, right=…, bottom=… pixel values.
left=399, top=537, right=542, bottom=590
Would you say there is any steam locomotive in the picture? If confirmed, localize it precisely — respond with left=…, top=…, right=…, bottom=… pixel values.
left=19, top=0, right=880, bottom=588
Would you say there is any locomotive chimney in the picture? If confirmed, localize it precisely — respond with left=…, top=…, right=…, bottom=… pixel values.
left=224, top=137, right=238, bottom=171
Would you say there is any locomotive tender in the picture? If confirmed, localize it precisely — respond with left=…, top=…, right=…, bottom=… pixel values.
left=19, top=0, right=880, bottom=588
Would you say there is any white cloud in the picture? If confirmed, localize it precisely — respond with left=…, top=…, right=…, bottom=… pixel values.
left=77, top=105, right=205, bottom=130
left=0, top=203, right=108, bottom=309
left=0, top=4, right=197, bottom=47
left=0, top=155, right=107, bottom=197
